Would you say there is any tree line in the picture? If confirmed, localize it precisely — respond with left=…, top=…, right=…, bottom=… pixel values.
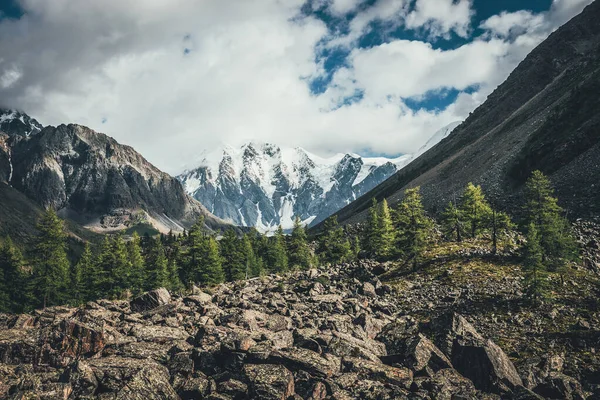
left=0, top=170, right=577, bottom=312
left=361, top=170, right=578, bottom=303
left=0, top=211, right=335, bottom=312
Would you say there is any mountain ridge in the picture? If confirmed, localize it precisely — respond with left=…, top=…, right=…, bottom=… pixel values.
left=178, top=123, right=461, bottom=232
left=0, top=109, right=233, bottom=237
left=313, top=0, right=600, bottom=230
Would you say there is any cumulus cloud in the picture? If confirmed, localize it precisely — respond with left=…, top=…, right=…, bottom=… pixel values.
left=0, top=0, right=594, bottom=173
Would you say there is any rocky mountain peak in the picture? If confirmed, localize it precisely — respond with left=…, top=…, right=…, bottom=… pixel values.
left=178, top=123, right=460, bottom=232
left=0, top=108, right=43, bottom=137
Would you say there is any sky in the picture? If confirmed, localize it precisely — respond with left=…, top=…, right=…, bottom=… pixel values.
left=0, top=0, right=594, bottom=174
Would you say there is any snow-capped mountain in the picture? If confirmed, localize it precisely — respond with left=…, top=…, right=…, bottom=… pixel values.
left=178, top=122, right=461, bottom=232
left=0, top=109, right=43, bottom=137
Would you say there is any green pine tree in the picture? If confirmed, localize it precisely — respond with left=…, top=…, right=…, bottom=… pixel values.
left=167, top=242, right=184, bottom=293
left=93, top=236, right=114, bottom=298
left=317, top=216, right=352, bottom=264
left=31, top=208, right=70, bottom=309
left=523, top=223, right=547, bottom=305
left=441, top=200, right=464, bottom=242
left=459, top=183, right=492, bottom=239
left=524, top=170, right=578, bottom=272
left=201, top=236, right=225, bottom=286
left=288, top=217, right=312, bottom=270
left=110, top=234, right=131, bottom=297
left=145, top=237, right=169, bottom=290
left=182, top=217, right=225, bottom=286
left=265, top=225, right=289, bottom=273
left=375, top=199, right=396, bottom=259
left=76, top=243, right=95, bottom=302
left=127, top=232, right=146, bottom=294
left=0, top=237, right=26, bottom=312
left=364, top=198, right=381, bottom=257
left=489, top=208, right=514, bottom=254
left=394, top=187, right=432, bottom=271
left=243, top=233, right=264, bottom=277
left=220, top=228, right=247, bottom=281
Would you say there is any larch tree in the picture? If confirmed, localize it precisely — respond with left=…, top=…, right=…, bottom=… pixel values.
left=364, top=198, right=381, bottom=257
left=265, top=225, right=289, bottom=274
left=31, top=208, right=70, bottom=309
left=317, top=216, right=352, bottom=265
left=524, top=170, right=578, bottom=273
left=145, top=237, right=169, bottom=290
left=376, top=198, right=396, bottom=259
left=288, top=216, right=312, bottom=270
left=0, top=237, right=25, bottom=312
left=460, top=183, right=492, bottom=239
left=441, top=200, right=464, bottom=242
left=394, top=187, right=432, bottom=271
left=220, top=228, right=247, bottom=281
left=523, top=223, right=547, bottom=305
left=127, top=232, right=145, bottom=294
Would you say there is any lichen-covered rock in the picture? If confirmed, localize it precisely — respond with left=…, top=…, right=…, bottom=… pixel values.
left=130, top=288, right=171, bottom=312
left=244, top=364, right=295, bottom=400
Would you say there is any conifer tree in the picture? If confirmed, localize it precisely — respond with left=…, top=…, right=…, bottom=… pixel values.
left=182, top=217, right=225, bottom=286
left=364, top=198, right=381, bottom=257
left=265, top=225, right=289, bottom=273
left=76, top=243, right=94, bottom=302
left=489, top=208, right=514, bottom=254
left=394, top=187, right=432, bottom=271
left=242, top=233, right=263, bottom=278
left=127, top=232, right=145, bottom=294
left=460, top=183, right=492, bottom=238
left=0, top=237, right=25, bottom=312
left=523, top=223, right=547, bottom=305
left=220, top=228, right=246, bottom=281
left=375, top=199, right=395, bottom=259
left=31, top=208, right=70, bottom=309
left=317, top=216, right=352, bottom=264
left=145, top=237, right=169, bottom=289
left=441, top=201, right=464, bottom=242
left=167, top=242, right=184, bottom=293
left=110, top=234, right=131, bottom=297
left=201, top=236, right=225, bottom=286
left=524, top=170, right=577, bottom=271
left=93, top=236, right=114, bottom=298
left=288, top=217, right=312, bottom=270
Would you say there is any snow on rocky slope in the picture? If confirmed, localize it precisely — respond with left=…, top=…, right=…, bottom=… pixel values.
left=178, top=123, right=460, bottom=232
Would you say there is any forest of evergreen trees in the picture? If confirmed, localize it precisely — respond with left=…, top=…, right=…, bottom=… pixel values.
left=0, top=170, right=578, bottom=313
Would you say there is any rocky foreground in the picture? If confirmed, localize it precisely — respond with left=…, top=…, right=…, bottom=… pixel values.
left=0, top=258, right=599, bottom=399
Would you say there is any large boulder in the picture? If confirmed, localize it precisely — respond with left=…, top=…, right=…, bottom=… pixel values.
left=130, top=288, right=171, bottom=313
left=70, top=356, right=178, bottom=399
left=268, top=347, right=340, bottom=378
left=451, top=336, right=523, bottom=394
left=342, top=357, right=413, bottom=389
left=243, top=364, right=295, bottom=400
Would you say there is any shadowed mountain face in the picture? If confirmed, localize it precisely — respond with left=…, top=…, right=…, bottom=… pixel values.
left=317, top=1, right=600, bottom=229
left=0, top=110, right=230, bottom=236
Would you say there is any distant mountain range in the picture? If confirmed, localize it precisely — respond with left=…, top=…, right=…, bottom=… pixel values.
left=0, top=109, right=231, bottom=240
left=317, top=0, right=600, bottom=230
left=178, top=122, right=461, bottom=232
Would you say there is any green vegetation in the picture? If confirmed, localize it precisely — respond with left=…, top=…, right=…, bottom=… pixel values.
left=0, top=171, right=582, bottom=312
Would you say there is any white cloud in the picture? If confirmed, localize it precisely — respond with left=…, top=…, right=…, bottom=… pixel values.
left=329, top=0, right=364, bottom=15
left=405, top=0, right=473, bottom=39
left=0, top=0, right=594, bottom=174
left=0, top=65, right=22, bottom=89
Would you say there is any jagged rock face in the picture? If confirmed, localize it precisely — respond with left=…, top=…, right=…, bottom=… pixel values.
left=0, top=109, right=43, bottom=138
left=178, top=143, right=417, bottom=232
left=324, top=1, right=600, bottom=228
left=0, top=111, right=229, bottom=233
